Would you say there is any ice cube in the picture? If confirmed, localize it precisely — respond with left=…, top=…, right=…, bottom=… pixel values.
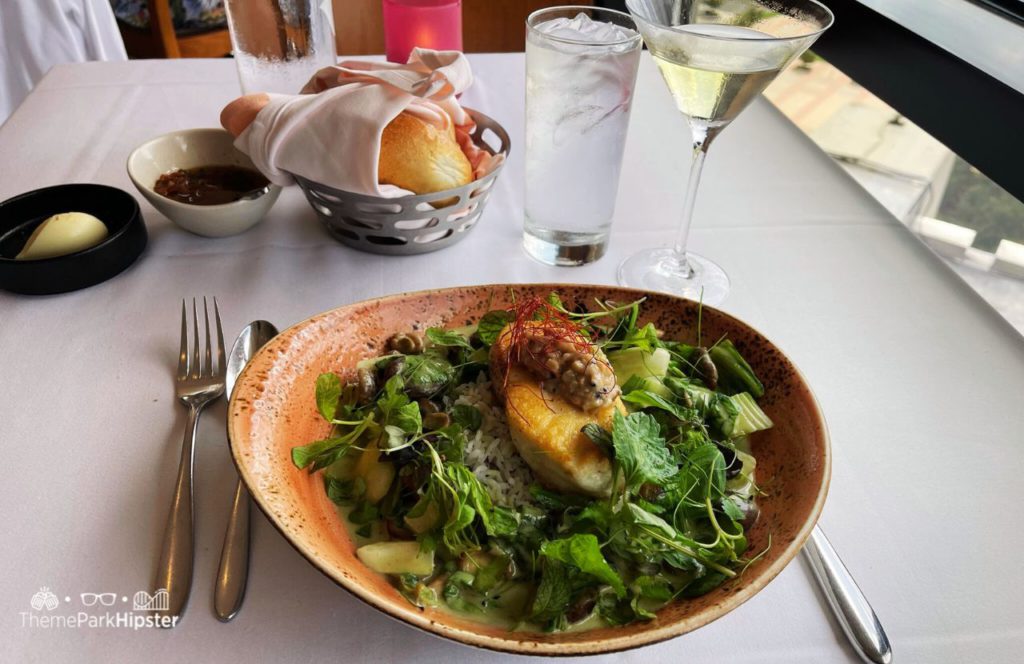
left=535, top=13, right=638, bottom=45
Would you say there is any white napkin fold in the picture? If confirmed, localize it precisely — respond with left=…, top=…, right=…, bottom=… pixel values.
left=234, top=49, right=501, bottom=197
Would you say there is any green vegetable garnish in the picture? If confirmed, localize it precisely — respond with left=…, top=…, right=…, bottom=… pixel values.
left=709, top=340, right=764, bottom=398
left=290, top=293, right=774, bottom=632
left=611, top=411, right=677, bottom=491
left=541, top=534, right=625, bottom=597
left=315, top=372, right=342, bottom=421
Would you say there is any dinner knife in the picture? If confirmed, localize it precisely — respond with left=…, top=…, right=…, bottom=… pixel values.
left=803, top=525, right=893, bottom=664
left=215, top=320, right=278, bottom=622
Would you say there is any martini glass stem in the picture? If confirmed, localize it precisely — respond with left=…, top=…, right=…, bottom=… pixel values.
left=667, top=126, right=713, bottom=278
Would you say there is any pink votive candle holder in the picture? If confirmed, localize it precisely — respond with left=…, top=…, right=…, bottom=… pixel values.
left=382, top=0, right=463, bottom=64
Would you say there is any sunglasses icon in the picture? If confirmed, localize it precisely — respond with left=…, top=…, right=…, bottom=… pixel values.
left=80, top=593, right=117, bottom=607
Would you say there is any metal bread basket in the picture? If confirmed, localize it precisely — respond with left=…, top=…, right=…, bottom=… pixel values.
left=294, top=108, right=510, bottom=255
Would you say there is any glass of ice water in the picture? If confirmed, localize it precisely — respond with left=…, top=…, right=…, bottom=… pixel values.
left=524, top=7, right=642, bottom=266
left=225, top=0, right=337, bottom=94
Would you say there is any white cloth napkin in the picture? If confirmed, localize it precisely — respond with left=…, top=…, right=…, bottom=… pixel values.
left=234, top=49, right=501, bottom=197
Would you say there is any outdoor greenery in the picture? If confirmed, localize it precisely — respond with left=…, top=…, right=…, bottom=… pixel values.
left=938, top=159, right=1024, bottom=252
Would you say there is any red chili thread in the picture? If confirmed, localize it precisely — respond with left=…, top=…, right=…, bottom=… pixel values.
left=496, top=296, right=614, bottom=418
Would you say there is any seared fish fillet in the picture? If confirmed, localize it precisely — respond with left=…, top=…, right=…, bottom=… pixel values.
left=491, top=325, right=623, bottom=497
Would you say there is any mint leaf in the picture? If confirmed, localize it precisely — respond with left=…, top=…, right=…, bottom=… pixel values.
left=530, top=560, right=573, bottom=622
left=426, top=327, right=473, bottom=351
left=488, top=505, right=520, bottom=537
left=400, top=352, right=454, bottom=398
left=451, top=404, right=483, bottom=431
left=541, top=534, right=625, bottom=597
left=375, top=376, right=421, bottom=433
left=376, top=375, right=409, bottom=415
left=611, top=411, right=677, bottom=490
left=476, top=310, right=513, bottom=346
left=635, top=575, right=673, bottom=601
left=672, top=443, right=726, bottom=503
left=392, top=401, right=422, bottom=434
left=315, top=373, right=342, bottom=421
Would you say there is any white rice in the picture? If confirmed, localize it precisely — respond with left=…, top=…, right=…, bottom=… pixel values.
left=455, top=375, right=537, bottom=508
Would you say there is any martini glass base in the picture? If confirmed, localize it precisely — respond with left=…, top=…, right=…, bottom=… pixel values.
left=617, top=248, right=730, bottom=304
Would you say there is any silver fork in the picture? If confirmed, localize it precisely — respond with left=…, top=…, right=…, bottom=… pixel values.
left=155, top=298, right=225, bottom=624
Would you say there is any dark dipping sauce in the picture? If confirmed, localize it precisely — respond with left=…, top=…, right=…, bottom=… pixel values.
left=154, top=165, right=269, bottom=206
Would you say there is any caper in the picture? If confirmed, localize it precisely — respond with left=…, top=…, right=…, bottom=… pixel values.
left=378, top=354, right=405, bottom=382
left=398, top=462, right=430, bottom=492
left=741, top=502, right=761, bottom=530
left=423, top=412, right=451, bottom=431
left=385, top=518, right=413, bottom=540
left=417, top=398, right=440, bottom=415
left=693, top=346, right=718, bottom=390
left=638, top=482, right=664, bottom=502
left=565, top=588, right=598, bottom=623
left=387, top=331, right=424, bottom=355
left=356, top=368, right=377, bottom=403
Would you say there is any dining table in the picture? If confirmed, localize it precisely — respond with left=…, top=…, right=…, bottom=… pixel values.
left=1, top=53, right=1022, bottom=664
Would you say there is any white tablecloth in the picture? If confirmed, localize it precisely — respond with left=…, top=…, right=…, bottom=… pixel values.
left=1, top=55, right=1022, bottom=664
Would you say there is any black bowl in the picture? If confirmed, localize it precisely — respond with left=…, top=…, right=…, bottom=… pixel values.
left=0, top=184, right=147, bottom=295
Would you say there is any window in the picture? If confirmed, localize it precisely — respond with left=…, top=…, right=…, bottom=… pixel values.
left=765, top=54, right=1024, bottom=333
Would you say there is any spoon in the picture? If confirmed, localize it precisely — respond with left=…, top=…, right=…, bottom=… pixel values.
left=803, top=525, right=893, bottom=663
left=238, top=184, right=272, bottom=201
left=215, top=320, right=279, bottom=622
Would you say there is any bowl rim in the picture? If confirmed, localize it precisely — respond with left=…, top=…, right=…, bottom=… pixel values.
left=227, top=283, right=831, bottom=655
left=0, top=183, right=141, bottom=264
left=125, top=127, right=279, bottom=212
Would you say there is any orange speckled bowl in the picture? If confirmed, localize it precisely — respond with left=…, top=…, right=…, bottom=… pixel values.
left=227, top=284, right=830, bottom=655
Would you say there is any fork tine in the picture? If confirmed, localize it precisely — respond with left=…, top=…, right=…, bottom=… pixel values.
left=192, top=298, right=200, bottom=379
left=213, top=297, right=226, bottom=378
left=177, top=300, right=189, bottom=380
left=203, top=297, right=212, bottom=377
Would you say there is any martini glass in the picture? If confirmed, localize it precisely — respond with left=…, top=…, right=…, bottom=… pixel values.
left=620, top=0, right=833, bottom=303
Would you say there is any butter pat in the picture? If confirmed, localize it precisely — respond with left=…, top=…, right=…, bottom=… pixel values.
left=16, top=212, right=109, bottom=260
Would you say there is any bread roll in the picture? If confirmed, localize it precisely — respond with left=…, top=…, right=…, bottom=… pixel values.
left=378, top=112, right=472, bottom=195
left=220, top=95, right=474, bottom=197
